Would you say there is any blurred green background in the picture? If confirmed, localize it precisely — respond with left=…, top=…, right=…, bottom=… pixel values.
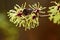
left=0, top=0, right=60, bottom=40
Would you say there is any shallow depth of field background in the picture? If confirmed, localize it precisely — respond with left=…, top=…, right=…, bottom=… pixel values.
left=0, top=0, right=60, bottom=40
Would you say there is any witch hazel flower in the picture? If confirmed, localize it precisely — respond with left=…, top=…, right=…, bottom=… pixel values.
left=29, top=2, right=46, bottom=16
left=48, top=1, right=60, bottom=24
left=7, top=3, right=26, bottom=27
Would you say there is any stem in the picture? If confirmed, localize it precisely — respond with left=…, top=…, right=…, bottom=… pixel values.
left=39, top=15, right=50, bottom=17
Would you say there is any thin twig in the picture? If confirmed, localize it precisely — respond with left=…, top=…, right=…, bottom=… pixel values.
left=39, top=14, right=50, bottom=17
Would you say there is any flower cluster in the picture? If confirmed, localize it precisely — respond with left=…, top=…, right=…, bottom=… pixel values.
left=48, top=1, right=60, bottom=24
left=7, top=2, right=45, bottom=30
